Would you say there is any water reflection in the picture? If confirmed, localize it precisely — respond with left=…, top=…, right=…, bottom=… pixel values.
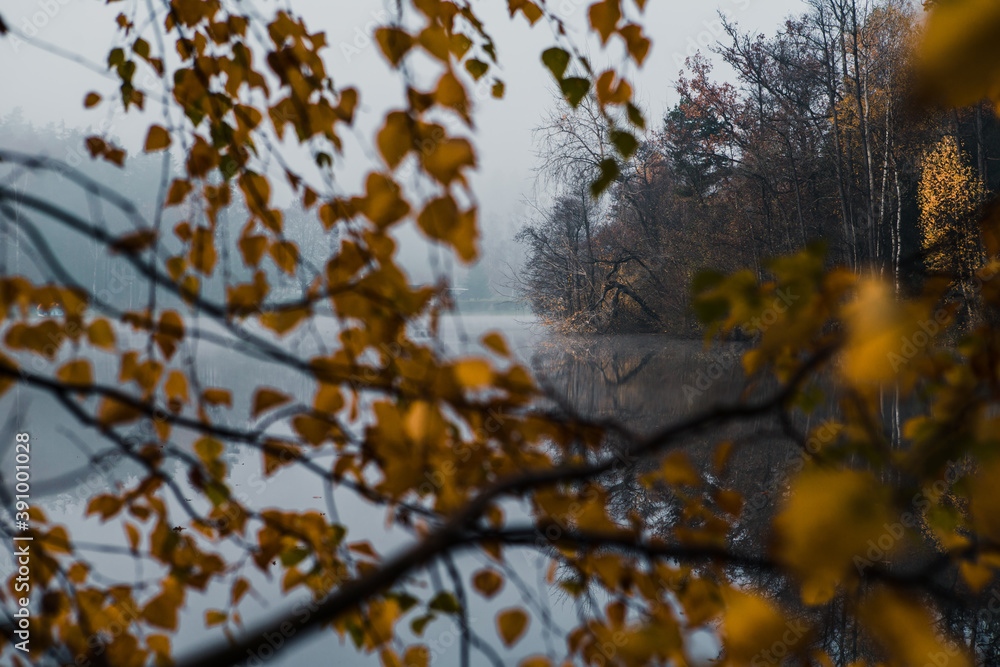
left=5, top=314, right=1000, bottom=664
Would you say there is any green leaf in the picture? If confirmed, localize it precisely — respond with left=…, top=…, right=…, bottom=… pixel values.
left=391, top=592, right=420, bottom=613
left=465, top=58, right=489, bottom=80
left=411, top=613, right=435, bottom=636
left=560, top=77, right=590, bottom=108
left=541, top=47, right=570, bottom=80
left=133, top=37, right=150, bottom=60
left=610, top=130, right=639, bottom=159
left=108, top=47, right=125, bottom=68
left=627, top=102, right=646, bottom=130
left=691, top=297, right=729, bottom=325
left=691, top=269, right=725, bottom=294
left=590, top=157, right=619, bottom=197
left=280, top=546, right=310, bottom=567
left=428, top=591, right=461, bottom=614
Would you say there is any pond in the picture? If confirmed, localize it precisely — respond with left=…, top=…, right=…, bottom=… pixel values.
left=0, top=312, right=835, bottom=665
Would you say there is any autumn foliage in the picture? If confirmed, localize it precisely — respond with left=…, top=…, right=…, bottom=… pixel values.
left=3, top=0, right=1000, bottom=666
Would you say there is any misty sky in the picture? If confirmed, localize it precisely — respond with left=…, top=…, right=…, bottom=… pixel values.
left=0, top=0, right=801, bottom=282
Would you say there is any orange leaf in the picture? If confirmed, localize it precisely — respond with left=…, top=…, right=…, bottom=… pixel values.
left=253, top=388, right=291, bottom=418
left=497, top=608, right=529, bottom=646
left=202, top=388, right=233, bottom=407
left=269, top=240, right=299, bottom=275
left=377, top=111, right=414, bottom=170
left=190, top=227, right=218, bottom=275
left=87, top=494, right=124, bottom=521
left=375, top=27, right=414, bottom=67
left=473, top=569, right=504, bottom=598
left=144, top=125, right=172, bottom=152
left=97, top=397, right=142, bottom=427
left=57, top=359, right=93, bottom=386
left=589, top=0, right=621, bottom=43
left=166, top=179, right=193, bottom=207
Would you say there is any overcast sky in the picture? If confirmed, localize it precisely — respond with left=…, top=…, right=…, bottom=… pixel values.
left=0, top=0, right=802, bottom=281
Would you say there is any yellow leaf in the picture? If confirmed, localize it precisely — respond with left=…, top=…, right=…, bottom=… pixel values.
left=202, top=388, right=232, bottom=407
left=596, top=70, right=632, bottom=105
left=481, top=332, right=510, bottom=357
left=239, top=235, right=268, bottom=267
left=68, top=562, right=89, bottom=584
left=261, top=307, right=309, bottom=335
left=519, top=658, right=552, bottom=667
left=402, top=646, right=429, bottom=667
left=969, top=457, right=1000, bottom=543
left=417, top=197, right=478, bottom=262
left=841, top=279, right=918, bottom=385
left=292, top=414, right=332, bottom=446
left=659, top=451, right=698, bottom=487
left=84, top=92, right=102, bottom=108
left=87, top=494, right=123, bottom=521
left=358, top=173, right=410, bottom=227
left=473, top=569, right=504, bottom=598
left=232, top=578, right=250, bottom=605
left=509, top=0, right=543, bottom=24
left=97, top=397, right=142, bottom=427
left=147, top=634, right=170, bottom=660
left=377, top=111, right=414, bottom=170
left=859, top=588, right=970, bottom=667
left=918, top=0, right=1000, bottom=107
left=452, top=359, right=492, bottom=388
left=497, top=608, right=529, bottom=647
left=375, top=27, right=414, bottom=67
left=714, top=489, right=743, bottom=516
left=380, top=649, right=402, bottom=667
left=164, top=370, right=189, bottom=407
left=57, top=359, right=93, bottom=386
left=589, top=0, right=621, bottom=44
left=722, top=589, right=797, bottom=663
left=194, top=437, right=223, bottom=465
left=165, top=179, right=193, bottom=207
left=269, top=240, right=299, bottom=275
left=422, top=138, right=475, bottom=185
left=253, top=388, right=291, bottom=418
left=87, top=319, right=116, bottom=349
left=418, top=25, right=450, bottom=61
left=314, top=383, right=343, bottom=414
left=205, top=610, right=227, bottom=627
left=155, top=310, right=185, bottom=361
left=144, top=125, right=172, bottom=152
left=960, top=560, right=994, bottom=593
left=773, top=469, right=890, bottom=604
left=263, top=440, right=301, bottom=476
left=126, top=523, right=141, bottom=552
left=190, top=227, right=218, bottom=275
left=619, top=23, right=650, bottom=65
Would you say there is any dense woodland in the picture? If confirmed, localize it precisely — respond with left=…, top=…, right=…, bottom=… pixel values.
left=518, top=0, right=1000, bottom=334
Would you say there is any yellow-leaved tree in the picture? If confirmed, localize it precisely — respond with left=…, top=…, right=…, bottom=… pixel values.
left=918, top=135, right=985, bottom=279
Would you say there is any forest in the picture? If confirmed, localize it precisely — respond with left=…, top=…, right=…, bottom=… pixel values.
left=517, top=0, right=1000, bottom=334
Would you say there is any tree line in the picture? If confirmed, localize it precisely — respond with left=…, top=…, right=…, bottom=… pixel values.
left=518, top=0, right=1000, bottom=334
